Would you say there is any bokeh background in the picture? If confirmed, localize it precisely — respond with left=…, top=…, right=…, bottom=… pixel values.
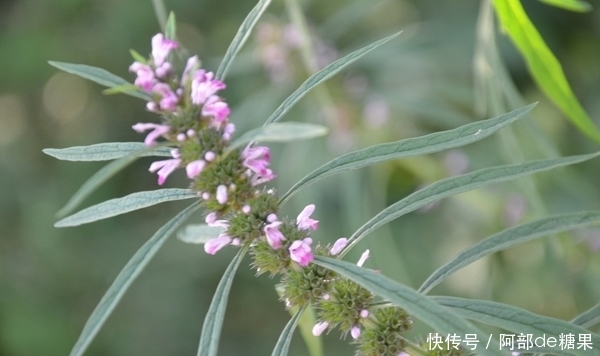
left=1, top=0, right=600, bottom=355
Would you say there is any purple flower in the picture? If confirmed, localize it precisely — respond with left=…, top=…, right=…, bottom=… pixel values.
left=154, top=62, right=172, bottom=79
left=297, top=204, right=318, bottom=231
left=216, top=184, right=228, bottom=205
left=330, top=237, right=348, bottom=256
left=204, top=234, right=232, bottom=255
left=350, top=326, right=361, bottom=339
left=129, top=62, right=155, bottom=91
left=152, top=83, right=179, bottom=111
left=186, top=159, right=206, bottom=179
left=148, top=158, right=181, bottom=185
left=203, top=96, right=231, bottom=125
left=151, top=33, right=178, bottom=67
left=264, top=221, right=285, bottom=249
left=289, top=237, right=313, bottom=266
left=191, top=70, right=226, bottom=105
left=132, top=123, right=171, bottom=146
left=312, top=321, right=329, bottom=336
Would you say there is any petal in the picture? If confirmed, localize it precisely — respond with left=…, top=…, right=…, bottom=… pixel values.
left=357, top=249, right=370, bottom=267
left=312, top=321, right=329, bottom=336
left=216, top=185, right=228, bottom=205
left=204, top=234, right=232, bottom=255
left=330, top=237, right=348, bottom=256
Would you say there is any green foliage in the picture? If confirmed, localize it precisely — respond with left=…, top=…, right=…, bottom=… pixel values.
left=227, top=122, right=328, bottom=151
left=43, top=142, right=172, bottom=161
left=177, top=223, right=226, bottom=244
left=538, top=0, right=592, bottom=12
left=271, top=307, right=305, bottom=356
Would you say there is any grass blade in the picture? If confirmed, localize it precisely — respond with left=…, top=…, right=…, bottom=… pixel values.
left=228, top=122, right=328, bottom=152
left=343, top=152, right=600, bottom=254
left=48, top=61, right=151, bottom=101
left=433, top=297, right=600, bottom=356
left=177, top=224, right=226, bottom=244
left=313, top=256, right=503, bottom=356
left=69, top=201, right=201, bottom=356
left=572, top=302, right=600, bottom=329
left=216, top=0, right=273, bottom=80
left=419, top=211, right=600, bottom=294
left=492, top=0, right=600, bottom=143
left=197, top=246, right=248, bottom=356
left=55, top=189, right=196, bottom=227
left=280, top=104, right=536, bottom=205
left=271, top=307, right=305, bottom=356
left=43, top=142, right=172, bottom=161
left=263, top=31, right=401, bottom=126
left=538, top=0, right=592, bottom=12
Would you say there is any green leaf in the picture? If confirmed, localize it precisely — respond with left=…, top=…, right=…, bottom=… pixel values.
left=271, top=307, right=305, bottom=356
left=280, top=104, right=536, bottom=205
left=572, top=302, right=600, bottom=329
left=55, top=145, right=168, bottom=218
left=55, top=189, right=196, bottom=227
left=151, top=0, right=168, bottom=32
left=177, top=224, right=226, bottom=244
left=198, top=246, right=248, bottom=356
left=216, top=0, right=273, bottom=81
left=69, top=201, right=200, bottom=356
left=102, top=84, right=143, bottom=96
left=419, top=211, right=600, bottom=294
left=43, top=142, right=172, bottom=161
left=492, top=0, right=600, bottom=143
left=263, top=31, right=401, bottom=126
left=538, top=0, right=592, bottom=12
left=129, top=49, right=147, bottom=64
left=313, top=256, right=503, bottom=356
left=48, top=61, right=152, bottom=101
left=227, top=122, right=328, bottom=152
left=343, top=152, right=600, bottom=254
left=433, top=297, right=600, bottom=356
left=165, top=12, right=176, bottom=40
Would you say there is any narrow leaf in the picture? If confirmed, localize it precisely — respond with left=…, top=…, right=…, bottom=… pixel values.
left=165, top=12, right=177, bottom=40
left=344, top=152, right=600, bottom=253
left=43, top=142, right=172, bottom=161
left=434, top=297, right=600, bottom=356
left=70, top=201, right=201, bottom=356
left=419, top=211, right=600, bottom=294
left=228, top=122, right=328, bottom=152
left=216, top=0, right=273, bottom=80
left=48, top=61, right=151, bottom=101
left=572, top=302, right=600, bottom=329
left=492, top=0, right=600, bottom=143
left=280, top=104, right=536, bottom=205
left=177, top=224, right=226, bottom=244
left=56, top=145, right=166, bottom=218
left=313, top=256, right=503, bottom=356
left=538, top=0, right=592, bottom=12
left=55, top=189, right=196, bottom=227
left=263, top=32, right=401, bottom=126
left=271, top=307, right=305, bottom=356
left=198, top=246, right=248, bottom=356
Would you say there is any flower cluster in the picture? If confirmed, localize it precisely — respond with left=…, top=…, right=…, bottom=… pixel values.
left=129, top=33, right=412, bottom=356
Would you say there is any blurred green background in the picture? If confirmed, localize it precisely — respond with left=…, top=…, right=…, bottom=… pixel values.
left=1, top=0, right=600, bottom=355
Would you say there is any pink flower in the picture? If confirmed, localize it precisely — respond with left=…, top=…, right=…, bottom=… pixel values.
left=357, top=249, right=370, bottom=267
left=312, top=321, right=329, bottom=336
left=203, top=96, right=231, bottom=125
left=289, top=237, right=313, bottom=266
left=351, top=326, right=361, bottom=339
left=216, top=184, right=228, bottom=205
left=182, top=56, right=199, bottom=84
left=129, top=62, right=155, bottom=91
left=132, top=123, right=171, bottom=146
left=191, top=70, right=226, bottom=105
left=148, top=158, right=181, bottom=185
left=186, top=159, right=206, bottom=179
left=151, top=33, right=178, bottom=67
left=330, top=237, right=348, bottom=256
left=154, top=62, right=172, bottom=78
left=152, top=83, right=179, bottom=111
left=204, top=234, right=232, bottom=255
left=241, top=144, right=276, bottom=186
left=264, top=221, right=285, bottom=249
left=296, top=204, right=318, bottom=231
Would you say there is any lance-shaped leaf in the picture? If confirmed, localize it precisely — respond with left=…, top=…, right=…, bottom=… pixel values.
left=271, top=307, right=305, bottom=356
left=492, top=0, right=600, bottom=143
left=343, top=152, right=600, bottom=254
left=177, top=224, right=226, bottom=244
left=43, top=142, right=172, bottom=162
left=263, top=32, right=401, bottom=126
left=313, top=256, right=504, bottom=356
left=538, top=0, right=591, bottom=12
left=572, top=302, right=600, bottom=329
left=70, top=201, right=201, bottom=356
left=280, top=104, right=536, bottom=205
left=419, top=211, right=600, bottom=294
left=216, top=0, right=272, bottom=80
left=55, top=189, right=197, bottom=227
left=433, top=297, right=600, bottom=356
left=55, top=145, right=168, bottom=218
left=48, top=61, right=152, bottom=101
left=228, top=122, right=328, bottom=152
left=198, top=246, right=248, bottom=356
